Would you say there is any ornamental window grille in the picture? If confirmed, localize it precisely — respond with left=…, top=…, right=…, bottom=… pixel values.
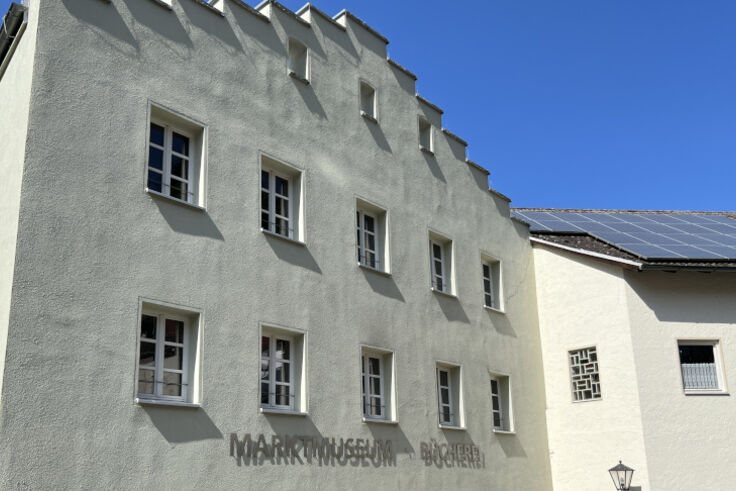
left=679, top=342, right=721, bottom=391
left=569, top=347, right=601, bottom=401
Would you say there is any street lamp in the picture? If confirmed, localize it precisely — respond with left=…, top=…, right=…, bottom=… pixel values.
left=608, top=460, right=634, bottom=491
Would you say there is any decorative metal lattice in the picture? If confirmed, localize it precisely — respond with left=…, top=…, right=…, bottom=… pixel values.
left=569, top=347, right=601, bottom=401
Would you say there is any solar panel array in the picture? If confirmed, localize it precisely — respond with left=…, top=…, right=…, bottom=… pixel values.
left=511, top=210, right=736, bottom=260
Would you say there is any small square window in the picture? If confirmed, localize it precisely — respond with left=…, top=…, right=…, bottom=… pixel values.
left=569, top=346, right=601, bottom=402
left=261, top=154, right=304, bottom=242
left=429, top=231, right=454, bottom=295
left=678, top=340, right=725, bottom=394
left=490, top=374, right=513, bottom=432
left=260, top=325, right=307, bottom=413
left=356, top=199, right=389, bottom=273
left=287, top=38, right=309, bottom=82
left=361, top=347, right=397, bottom=422
left=482, top=256, right=502, bottom=311
left=136, top=301, right=201, bottom=405
left=436, top=363, right=463, bottom=428
left=418, top=116, right=433, bottom=152
left=147, top=104, right=206, bottom=207
left=360, top=81, right=377, bottom=120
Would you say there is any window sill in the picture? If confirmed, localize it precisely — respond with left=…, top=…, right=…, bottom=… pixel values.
left=362, top=417, right=398, bottom=425
left=260, top=407, right=308, bottom=417
left=420, top=145, right=435, bottom=156
left=358, top=263, right=391, bottom=277
left=438, top=424, right=466, bottom=431
left=146, top=188, right=206, bottom=212
left=484, top=305, right=505, bottom=314
left=288, top=70, right=310, bottom=86
left=192, top=0, right=225, bottom=16
left=261, top=228, right=306, bottom=246
left=431, top=287, right=457, bottom=299
left=684, top=390, right=729, bottom=396
left=493, top=429, right=516, bottom=435
left=148, top=0, right=173, bottom=10
left=135, top=397, right=200, bottom=409
left=360, top=111, right=378, bottom=124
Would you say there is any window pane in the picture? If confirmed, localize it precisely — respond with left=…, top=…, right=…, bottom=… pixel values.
left=261, top=190, right=269, bottom=213
left=141, top=315, right=157, bottom=340
left=162, top=372, right=182, bottom=397
left=679, top=345, right=715, bottom=364
left=275, top=384, right=290, bottom=406
left=275, top=362, right=290, bottom=383
left=275, top=176, right=289, bottom=197
left=368, top=357, right=380, bottom=375
left=147, top=170, right=162, bottom=193
left=261, top=383, right=269, bottom=404
left=139, top=340, right=156, bottom=367
left=439, top=370, right=449, bottom=386
left=433, top=243, right=442, bottom=260
left=371, top=397, right=382, bottom=416
left=370, top=377, right=381, bottom=396
left=491, top=379, right=499, bottom=394
left=171, top=156, right=189, bottom=180
left=165, top=319, right=184, bottom=343
left=483, top=264, right=490, bottom=278
left=261, top=336, right=270, bottom=357
left=172, top=132, right=190, bottom=156
left=364, top=215, right=375, bottom=232
left=442, top=406, right=451, bottom=422
left=148, top=147, right=163, bottom=170
left=276, top=339, right=290, bottom=360
left=275, top=217, right=287, bottom=236
left=150, top=123, right=165, bottom=146
left=170, top=179, right=188, bottom=201
left=367, top=234, right=375, bottom=251
left=261, top=359, right=269, bottom=380
left=138, top=368, right=155, bottom=395
left=493, top=413, right=502, bottom=428
left=164, top=346, right=183, bottom=370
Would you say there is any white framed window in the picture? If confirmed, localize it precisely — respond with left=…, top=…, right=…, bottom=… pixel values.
left=436, top=362, right=464, bottom=428
left=356, top=199, right=389, bottom=273
left=360, top=346, right=396, bottom=422
left=429, top=231, right=454, bottom=295
left=418, top=116, right=433, bottom=152
left=146, top=104, right=206, bottom=208
left=490, top=373, right=513, bottom=432
left=482, top=255, right=502, bottom=311
left=359, top=81, right=377, bottom=121
left=569, top=346, right=601, bottom=402
left=260, top=324, right=307, bottom=414
left=287, top=37, right=309, bottom=82
left=678, top=340, right=726, bottom=394
left=260, top=153, right=304, bottom=242
left=136, top=300, right=202, bottom=406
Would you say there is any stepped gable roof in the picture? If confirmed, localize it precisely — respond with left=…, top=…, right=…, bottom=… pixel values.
left=511, top=208, right=736, bottom=271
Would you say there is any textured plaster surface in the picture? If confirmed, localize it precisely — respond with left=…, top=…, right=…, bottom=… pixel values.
left=533, top=245, right=650, bottom=491
left=625, top=271, right=736, bottom=491
left=0, top=2, right=38, bottom=414
left=0, top=1, right=552, bottom=489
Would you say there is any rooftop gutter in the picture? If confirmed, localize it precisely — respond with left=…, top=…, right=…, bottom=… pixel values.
left=0, top=2, right=28, bottom=79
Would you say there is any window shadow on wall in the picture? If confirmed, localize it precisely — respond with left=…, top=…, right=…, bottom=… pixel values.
left=434, top=295, right=470, bottom=324
left=497, top=434, right=527, bottom=458
left=179, top=0, right=242, bottom=53
left=360, top=269, right=405, bottom=302
left=142, top=406, right=223, bottom=443
left=423, top=152, right=446, bottom=183
left=263, top=412, right=322, bottom=440
left=487, top=310, right=516, bottom=338
left=152, top=198, right=225, bottom=240
left=121, top=0, right=194, bottom=52
left=363, top=119, right=392, bottom=153
left=292, top=79, right=328, bottom=120
left=263, top=234, right=322, bottom=274
left=61, top=0, right=139, bottom=53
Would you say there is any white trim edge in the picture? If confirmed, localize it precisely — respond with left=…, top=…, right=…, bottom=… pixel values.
left=530, top=237, right=643, bottom=269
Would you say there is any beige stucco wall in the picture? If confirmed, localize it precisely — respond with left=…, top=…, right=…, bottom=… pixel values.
left=533, top=244, right=651, bottom=490
left=626, top=271, right=736, bottom=491
left=0, top=1, right=552, bottom=489
left=0, top=1, right=38, bottom=413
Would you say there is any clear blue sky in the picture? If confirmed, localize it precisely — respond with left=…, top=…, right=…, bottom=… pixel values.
left=7, top=1, right=736, bottom=210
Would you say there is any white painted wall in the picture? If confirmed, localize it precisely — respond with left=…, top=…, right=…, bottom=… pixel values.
left=0, top=1, right=552, bottom=489
left=0, top=1, right=38, bottom=414
left=533, top=244, right=651, bottom=490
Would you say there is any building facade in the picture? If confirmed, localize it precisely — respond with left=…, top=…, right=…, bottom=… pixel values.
left=0, top=1, right=554, bottom=489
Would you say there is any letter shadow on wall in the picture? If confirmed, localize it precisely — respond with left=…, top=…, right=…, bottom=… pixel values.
left=142, top=406, right=223, bottom=443
left=263, top=234, right=322, bottom=274
left=152, top=198, right=225, bottom=240
left=366, top=423, right=413, bottom=465
left=61, top=0, right=139, bottom=52
left=434, top=294, right=470, bottom=324
left=363, top=118, right=392, bottom=153
left=360, top=269, right=404, bottom=302
left=423, top=152, right=446, bottom=183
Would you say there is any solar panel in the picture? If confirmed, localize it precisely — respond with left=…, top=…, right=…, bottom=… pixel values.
left=511, top=210, right=736, bottom=260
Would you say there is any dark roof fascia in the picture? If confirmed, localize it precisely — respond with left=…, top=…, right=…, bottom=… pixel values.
left=0, top=3, right=27, bottom=69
